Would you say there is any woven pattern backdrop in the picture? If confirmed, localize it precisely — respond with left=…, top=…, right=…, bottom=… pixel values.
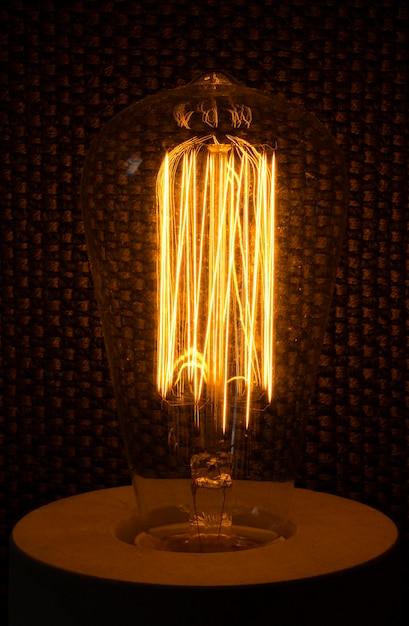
left=1, top=0, right=408, bottom=616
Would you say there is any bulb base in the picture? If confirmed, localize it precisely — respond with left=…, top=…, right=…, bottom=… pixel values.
left=10, top=486, right=401, bottom=626
left=134, top=523, right=284, bottom=552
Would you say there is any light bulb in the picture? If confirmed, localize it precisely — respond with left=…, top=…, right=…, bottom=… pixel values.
left=81, top=72, right=348, bottom=552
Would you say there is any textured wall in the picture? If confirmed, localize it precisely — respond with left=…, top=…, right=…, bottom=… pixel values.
left=1, top=0, right=408, bottom=617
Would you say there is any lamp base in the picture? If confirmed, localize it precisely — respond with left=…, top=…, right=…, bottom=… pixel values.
left=9, top=486, right=402, bottom=626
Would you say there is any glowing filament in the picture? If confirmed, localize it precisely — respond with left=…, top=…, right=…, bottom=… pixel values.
left=156, top=135, right=276, bottom=430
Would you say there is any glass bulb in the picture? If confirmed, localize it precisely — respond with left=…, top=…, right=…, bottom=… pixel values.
left=81, top=72, right=348, bottom=552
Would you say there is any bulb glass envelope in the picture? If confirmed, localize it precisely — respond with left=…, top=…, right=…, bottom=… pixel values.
left=81, top=73, right=348, bottom=550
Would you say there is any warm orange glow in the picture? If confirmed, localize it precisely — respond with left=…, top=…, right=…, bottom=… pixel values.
left=157, top=135, right=276, bottom=431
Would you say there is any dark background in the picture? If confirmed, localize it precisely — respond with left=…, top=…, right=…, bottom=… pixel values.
left=1, top=0, right=408, bottom=620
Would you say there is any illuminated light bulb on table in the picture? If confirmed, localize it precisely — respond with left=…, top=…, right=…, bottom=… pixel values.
left=9, top=73, right=401, bottom=626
